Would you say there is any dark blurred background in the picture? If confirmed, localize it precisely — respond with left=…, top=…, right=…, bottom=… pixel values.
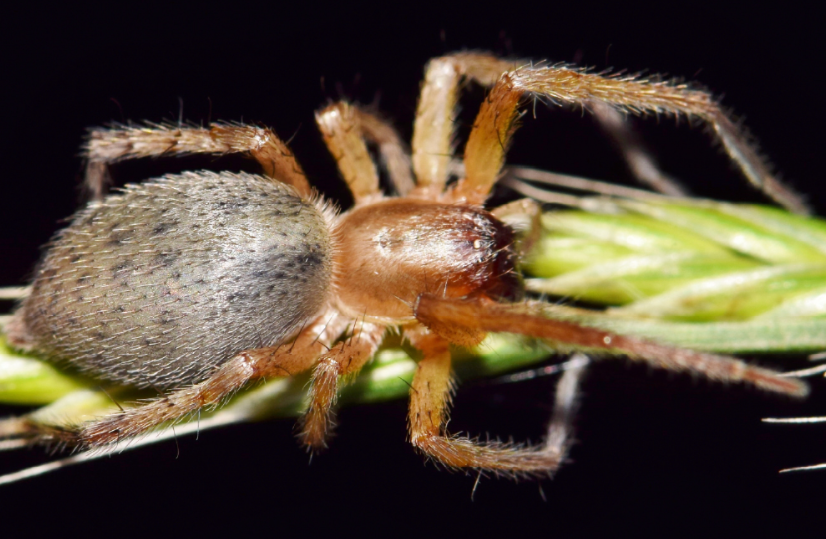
left=1, top=2, right=824, bottom=537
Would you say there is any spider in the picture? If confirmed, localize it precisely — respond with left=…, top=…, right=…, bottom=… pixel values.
left=0, top=51, right=808, bottom=477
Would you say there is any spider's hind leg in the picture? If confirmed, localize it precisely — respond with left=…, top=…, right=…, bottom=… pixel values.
left=84, top=122, right=311, bottom=199
left=0, top=315, right=343, bottom=451
left=417, top=51, right=806, bottom=213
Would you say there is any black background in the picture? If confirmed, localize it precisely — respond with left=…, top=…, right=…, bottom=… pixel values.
left=1, top=2, right=824, bottom=537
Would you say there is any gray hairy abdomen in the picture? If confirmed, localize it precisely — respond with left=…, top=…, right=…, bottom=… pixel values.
left=11, top=171, right=331, bottom=388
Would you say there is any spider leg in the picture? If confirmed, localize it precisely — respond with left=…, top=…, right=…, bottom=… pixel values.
left=350, top=106, right=415, bottom=195
left=491, top=197, right=542, bottom=256
left=316, top=101, right=415, bottom=200
left=84, top=122, right=311, bottom=199
left=452, top=52, right=806, bottom=212
left=411, top=53, right=519, bottom=192
left=316, top=102, right=381, bottom=202
left=414, top=294, right=808, bottom=398
left=0, top=286, right=30, bottom=301
left=589, top=100, right=687, bottom=197
left=1, top=312, right=349, bottom=451
left=406, top=332, right=584, bottom=476
left=299, top=321, right=386, bottom=450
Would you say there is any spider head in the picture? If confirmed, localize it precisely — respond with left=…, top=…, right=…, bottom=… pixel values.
left=332, top=198, right=523, bottom=321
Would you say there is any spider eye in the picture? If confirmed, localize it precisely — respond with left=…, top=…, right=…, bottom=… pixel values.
left=476, top=219, right=524, bottom=303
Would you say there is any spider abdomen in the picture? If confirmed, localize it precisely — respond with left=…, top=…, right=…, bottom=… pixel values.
left=6, top=171, right=332, bottom=388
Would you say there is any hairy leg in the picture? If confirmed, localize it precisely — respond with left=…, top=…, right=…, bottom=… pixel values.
left=414, top=294, right=808, bottom=397
left=299, top=320, right=386, bottom=449
left=452, top=52, right=805, bottom=212
left=411, top=53, right=522, bottom=192
left=351, top=106, right=415, bottom=195
left=2, top=312, right=351, bottom=450
left=84, top=122, right=311, bottom=198
left=316, top=102, right=415, bottom=200
left=316, top=103, right=381, bottom=202
left=406, top=332, right=583, bottom=476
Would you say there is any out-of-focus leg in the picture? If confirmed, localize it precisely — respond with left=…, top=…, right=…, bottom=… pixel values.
left=491, top=198, right=542, bottom=256
left=351, top=107, right=415, bottom=195
left=589, top=100, right=687, bottom=196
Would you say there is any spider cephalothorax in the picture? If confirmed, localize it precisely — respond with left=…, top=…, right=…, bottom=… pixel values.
left=0, top=52, right=807, bottom=477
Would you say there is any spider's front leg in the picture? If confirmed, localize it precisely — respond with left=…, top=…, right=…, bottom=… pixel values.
left=411, top=52, right=806, bottom=212
left=490, top=197, right=543, bottom=256
left=415, top=294, right=808, bottom=398
left=457, top=54, right=806, bottom=212
left=409, top=293, right=806, bottom=475
left=406, top=331, right=584, bottom=476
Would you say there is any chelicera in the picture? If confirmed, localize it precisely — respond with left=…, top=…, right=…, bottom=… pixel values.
left=0, top=52, right=807, bottom=477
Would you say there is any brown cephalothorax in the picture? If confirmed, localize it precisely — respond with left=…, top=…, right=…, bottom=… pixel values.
left=333, top=199, right=523, bottom=321
left=0, top=52, right=807, bottom=478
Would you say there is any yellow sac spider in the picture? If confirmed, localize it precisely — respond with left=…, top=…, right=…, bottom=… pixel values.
left=0, top=52, right=807, bottom=479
